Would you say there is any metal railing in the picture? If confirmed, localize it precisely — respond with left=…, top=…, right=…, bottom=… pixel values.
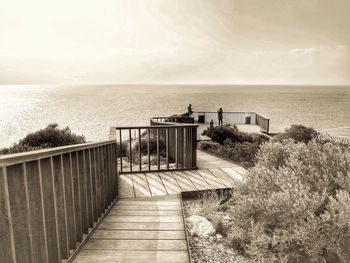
left=0, top=140, right=117, bottom=262
left=110, top=120, right=198, bottom=174
left=191, top=111, right=270, bottom=133
left=255, top=113, right=270, bottom=133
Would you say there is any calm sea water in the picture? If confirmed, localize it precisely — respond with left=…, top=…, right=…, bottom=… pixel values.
left=0, top=85, right=349, bottom=148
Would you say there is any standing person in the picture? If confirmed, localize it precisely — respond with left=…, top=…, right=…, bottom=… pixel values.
left=187, top=104, right=193, bottom=116
left=217, top=108, right=223, bottom=125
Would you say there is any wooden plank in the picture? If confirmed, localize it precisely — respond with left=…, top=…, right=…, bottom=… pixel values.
left=171, top=172, right=196, bottom=191
left=109, top=210, right=182, bottom=216
left=145, top=173, right=167, bottom=196
left=52, top=155, right=69, bottom=259
left=118, top=174, right=135, bottom=198
left=78, top=151, right=89, bottom=234
left=184, top=171, right=211, bottom=190
left=74, top=250, right=189, bottom=263
left=71, top=152, right=83, bottom=242
left=221, top=167, right=244, bottom=182
left=196, top=169, right=226, bottom=188
left=209, top=168, right=237, bottom=186
left=82, top=239, right=187, bottom=251
left=99, top=222, right=184, bottom=231
left=62, top=154, right=77, bottom=251
left=40, top=158, right=61, bottom=262
left=113, top=205, right=181, bottom=211
left=92, top=230, right=185, bottom=240
left=0, top=167, right=16, bottom=262
left=117, top=200, right=180, bottom=206
left=103, top=215, right=183, bottom=223
left=231, top=166, right=247, bottom=176
left=6, top=164, right=33, bottom=263
left=158, top=172, right=182, bottom=194
left=25, top=161, right=48, bottom=262
left=132, top=173, right=151, bottom=197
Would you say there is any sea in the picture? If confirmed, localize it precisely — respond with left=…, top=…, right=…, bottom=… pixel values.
left=0, top=85, right=349, bottom=148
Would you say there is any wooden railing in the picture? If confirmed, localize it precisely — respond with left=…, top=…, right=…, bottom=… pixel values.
left=0, top=140, right=117, bottom=263
left=110, top=121, right=198, bottom=174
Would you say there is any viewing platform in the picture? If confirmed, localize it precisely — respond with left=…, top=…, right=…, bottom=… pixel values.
left=0, top=112, right=264, bottom=263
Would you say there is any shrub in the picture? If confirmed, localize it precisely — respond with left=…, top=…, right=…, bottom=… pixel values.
left=204, top=125, right=268, bottom=145
left=0, top=123, right=86, bottom=155
left=273, top=124, right=318, bottom=144
left=198, top=139, right=263, bottom=168
left=229, top=139, right=350, bottom=262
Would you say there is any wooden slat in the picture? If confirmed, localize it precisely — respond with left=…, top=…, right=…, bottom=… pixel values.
left=103, top=215, right=183, bottom=223
left=117, top=200, right=180, bottom=206
left=71, top=152, right=83, bottom=242
left=0, top=167, right=16, bottom=262
left=196, top=169, right=226, bottom=188
left=82, top=239, right=187, bottom=251
left=231, top=166, right=247, bottom=176
left=221, top=167, right=244, bottom=182
left=209, top=168, right=237, bottom=186
left=74, top=250, right=189, bottom=263
left=98, top=222, right=184, bottom=231
left=78, top=151, right=89, bottom=234
left=184, top=171, right=211, bottom=190
left=6, top=164, right=33, bottom=262
left=62, top=154, right=77, bottom=251
left=109, top=210, right=182, bottom=216
left=39, top=158, right=61, bottom=262
left=91, top=230, right=185, bottom=240
left=145, top=173, right=167, bottom=196
left=25, top=161, right=48, bottom=262
left=52, top=156, right=69, bottom=259
left=171, top=172, right=196, bottom=191
left=114, top=205, right=181, bottom=211
left=132, top=174, right=151, bottom=197
left=158, top=172, right=182, bottom=194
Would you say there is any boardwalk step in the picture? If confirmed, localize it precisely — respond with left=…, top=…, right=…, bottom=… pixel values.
left=74, top=250, right=190, bottom=263
left=91, top=230, right=185, bottom=240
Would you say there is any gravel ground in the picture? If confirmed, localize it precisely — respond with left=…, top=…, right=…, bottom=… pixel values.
left=183, top=200, right=249, bottom=263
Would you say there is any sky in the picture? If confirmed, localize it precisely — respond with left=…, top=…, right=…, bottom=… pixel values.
left=0, top=0, right=349, bottom=85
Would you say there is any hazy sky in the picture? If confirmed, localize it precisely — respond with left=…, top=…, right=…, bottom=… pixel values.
left=0, top=0, right=349, bottom=85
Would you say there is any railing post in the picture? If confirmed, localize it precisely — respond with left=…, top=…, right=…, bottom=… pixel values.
left=166, top=127, right=169, bottom=170
left=157, top=128, right=160, bottom=170
left=138, top=129, right=142, bottom=171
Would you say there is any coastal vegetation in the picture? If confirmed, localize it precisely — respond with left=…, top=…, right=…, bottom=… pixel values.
left=191, top=125, right=350, bottom=262
left=198, top=125, right=269, bottom=167
left=0, top=123, right=86, bottom=155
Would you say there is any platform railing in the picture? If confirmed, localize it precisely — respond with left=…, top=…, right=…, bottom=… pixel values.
left=190, top=111, right=270, bottom=133
left=110, top=122, right=198, bottom=174
left=0, top=140, right=117, bottom=262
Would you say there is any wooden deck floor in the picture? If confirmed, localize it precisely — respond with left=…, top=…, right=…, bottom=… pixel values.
left=73, top=195, right=189, bottom=263
left=73, top=150, right=246, bottom=262
left=118, top=150, right=246, bottom=198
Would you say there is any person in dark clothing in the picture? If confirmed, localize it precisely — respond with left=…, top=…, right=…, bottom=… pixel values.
left=187, top=104, right=193, bottom=116
left=217, top=108, right=223, bottom=125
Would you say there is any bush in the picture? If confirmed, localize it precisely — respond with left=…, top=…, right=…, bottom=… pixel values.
left=229, top=139, right=350, bottom=262
left=0, top=123, right=86, bottom=155
left=273, top=125, right=318, bottom=144
left=204, top=125, right=268, bottom=145
left=198, top=139, right=263, bottom=168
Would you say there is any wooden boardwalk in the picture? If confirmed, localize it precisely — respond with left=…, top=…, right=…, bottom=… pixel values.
left=73, top=150, right=246, bottom=262
left=118, top=150, right=246, bottom=198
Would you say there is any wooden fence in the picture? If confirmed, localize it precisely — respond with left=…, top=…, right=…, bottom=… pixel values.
left=0, top=140, right=117, bottom=263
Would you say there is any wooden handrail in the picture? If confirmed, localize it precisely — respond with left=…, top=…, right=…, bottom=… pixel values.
left=0, top=140, right=117, bottom=262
